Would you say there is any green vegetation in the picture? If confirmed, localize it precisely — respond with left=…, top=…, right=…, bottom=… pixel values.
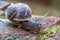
left=7, top=38, right=13, bottom=40
left=35, top=25, right=60, bottom=40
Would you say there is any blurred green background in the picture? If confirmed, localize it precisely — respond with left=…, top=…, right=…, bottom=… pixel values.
left=5, top=0, right=60, bottom=17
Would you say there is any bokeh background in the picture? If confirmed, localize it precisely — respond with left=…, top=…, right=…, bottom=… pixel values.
left=5, top=0, right=60, bottom=17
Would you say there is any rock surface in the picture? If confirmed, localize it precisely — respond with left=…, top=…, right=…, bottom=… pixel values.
left=0, top=16, right=60, bottom=40
left=0, top=1, right=10, bottom=10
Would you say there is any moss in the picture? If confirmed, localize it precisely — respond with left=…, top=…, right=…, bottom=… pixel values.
left=35, top=25, right=60, bottom=40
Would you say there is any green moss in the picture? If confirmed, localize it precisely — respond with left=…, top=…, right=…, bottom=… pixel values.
left=36, top=25, right=60, bottom=40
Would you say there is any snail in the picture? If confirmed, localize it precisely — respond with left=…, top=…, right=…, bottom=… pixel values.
left=7, top=3, right=41, bottom=34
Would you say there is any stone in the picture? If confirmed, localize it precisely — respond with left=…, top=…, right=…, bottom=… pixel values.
left=0, top=15, right=59, bottom=40
left=0, top=1, right=10, bottom=10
